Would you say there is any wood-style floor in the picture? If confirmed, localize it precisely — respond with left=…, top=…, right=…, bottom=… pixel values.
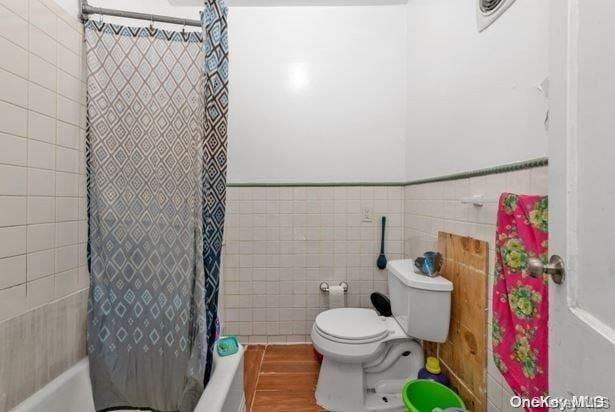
left=244, top=344, right=327, bottom=412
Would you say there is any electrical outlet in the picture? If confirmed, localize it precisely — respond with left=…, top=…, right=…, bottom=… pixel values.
left=361, top=207, right=374, bottom=223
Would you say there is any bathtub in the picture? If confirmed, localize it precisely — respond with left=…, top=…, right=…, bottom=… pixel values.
left=13, top=343, right=245, bottom=412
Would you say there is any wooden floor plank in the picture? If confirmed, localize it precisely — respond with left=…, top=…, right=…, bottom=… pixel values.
left=245, top=344, right=324, bottom=412
left=260, top=360, right=320, bottom=374
left=263, top=344, right=318, bottom=362
left=244, top=345, right=265, bottom=411
left=252, top=390, right=321, bottom=411
left=256, top=372, right=319, bottom=391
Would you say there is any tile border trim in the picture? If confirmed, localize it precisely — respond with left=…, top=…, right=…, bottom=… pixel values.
left=226, top=157, right=549, bottom=188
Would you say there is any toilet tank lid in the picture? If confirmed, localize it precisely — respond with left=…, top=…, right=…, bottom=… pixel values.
left=388, top=259, right=453, bottom=292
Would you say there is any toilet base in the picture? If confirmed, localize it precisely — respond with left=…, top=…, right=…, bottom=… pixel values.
left=315, top=340, right=423, bottom=412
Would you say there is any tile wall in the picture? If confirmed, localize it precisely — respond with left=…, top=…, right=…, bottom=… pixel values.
left=403, top=167, right=548, bottom=412
left=221, top=186, right=405, bottom=343
left=0, top=0, right=87, bottom=409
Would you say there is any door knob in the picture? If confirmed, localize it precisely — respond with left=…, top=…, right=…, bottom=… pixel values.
left=528, top=255, right=565, bottom=284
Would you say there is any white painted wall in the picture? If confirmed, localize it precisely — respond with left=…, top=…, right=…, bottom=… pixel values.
left=405, top=0, right=549, bottom=181
left=227, top=6, right=407, bottom=183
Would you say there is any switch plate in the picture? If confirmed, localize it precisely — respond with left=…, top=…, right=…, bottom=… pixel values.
left=361, top=207, right=374, bottom=223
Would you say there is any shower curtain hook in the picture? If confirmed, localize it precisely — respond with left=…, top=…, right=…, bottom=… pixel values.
left=97, top=7, right=103, bottom=24
left=149, top=15, right=154, bottom=31
left=181, top=20, right=187, bottom=39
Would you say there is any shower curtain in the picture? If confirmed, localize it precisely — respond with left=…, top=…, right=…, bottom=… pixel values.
left=85, top=21, right=209, bottom=411
left=201, top=0, right=229, bottom=384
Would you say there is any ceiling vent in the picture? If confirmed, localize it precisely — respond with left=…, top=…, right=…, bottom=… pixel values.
left=477, top=0, right=516, bottom=32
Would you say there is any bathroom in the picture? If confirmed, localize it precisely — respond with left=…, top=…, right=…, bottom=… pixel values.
left=0, top=0, right=614, bottom=411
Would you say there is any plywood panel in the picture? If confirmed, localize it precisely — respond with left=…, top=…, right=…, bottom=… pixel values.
left=427, top=232, right=488, bottom=412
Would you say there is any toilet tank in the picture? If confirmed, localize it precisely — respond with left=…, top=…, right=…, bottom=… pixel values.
left=387, top=259, right=453, bottom=343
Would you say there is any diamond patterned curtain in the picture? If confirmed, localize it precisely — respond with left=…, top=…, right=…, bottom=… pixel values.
left=85, top=21, right=208, bottom=412
left=201, top=0, right=229, bottom=385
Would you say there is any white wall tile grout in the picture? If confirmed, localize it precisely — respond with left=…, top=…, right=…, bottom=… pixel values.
left=0, top=0, right=87, bottom=321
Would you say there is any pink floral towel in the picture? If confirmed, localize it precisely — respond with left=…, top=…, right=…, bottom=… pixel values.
left=492, top=193, right=549, bottom=410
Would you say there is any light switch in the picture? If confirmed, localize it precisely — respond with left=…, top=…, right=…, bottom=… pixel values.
left=361, top=207, right=374, bottom=223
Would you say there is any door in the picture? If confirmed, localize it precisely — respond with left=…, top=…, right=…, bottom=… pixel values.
left=549, top=0, right=615, bottom=403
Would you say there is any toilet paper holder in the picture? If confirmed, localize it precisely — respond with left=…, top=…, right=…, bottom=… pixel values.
left=319, top=282, right=349, bottom=293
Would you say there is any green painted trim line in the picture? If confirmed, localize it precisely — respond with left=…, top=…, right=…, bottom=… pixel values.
left=226, top=157, right=548, bottom=188
left=403, top=157, right=548, bottom=186
left=226, top=181, right=405, bottom=188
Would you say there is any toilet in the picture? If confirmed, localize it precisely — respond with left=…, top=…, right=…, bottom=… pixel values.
left=311, top=259, right=453, bottom=412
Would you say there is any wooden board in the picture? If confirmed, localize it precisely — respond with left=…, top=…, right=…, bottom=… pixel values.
left=424, top=232, right=488, bottom=412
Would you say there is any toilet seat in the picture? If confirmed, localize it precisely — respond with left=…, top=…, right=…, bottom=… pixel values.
left=312, top=308, right=409, bottom=363
left=314, top=308, right=390, bottom=344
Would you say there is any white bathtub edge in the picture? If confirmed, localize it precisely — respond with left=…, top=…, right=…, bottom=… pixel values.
left=197, top=342, right=245, bottom=412
left=13, top=359, right=92, bottom=411
left=13, top=344, right=245, bottom=412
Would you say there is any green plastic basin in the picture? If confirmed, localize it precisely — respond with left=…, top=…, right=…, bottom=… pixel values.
left=402, top=379, right=466, bottom=412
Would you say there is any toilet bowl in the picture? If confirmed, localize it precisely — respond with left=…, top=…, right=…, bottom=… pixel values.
left=311, top=308, right=424, bottom=412
left=311, top=260, right=453, bottom=412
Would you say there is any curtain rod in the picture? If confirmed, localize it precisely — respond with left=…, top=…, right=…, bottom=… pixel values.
left=81, top=0, right=202, bottom=27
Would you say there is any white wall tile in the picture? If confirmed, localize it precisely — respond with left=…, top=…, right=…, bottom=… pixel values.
left=0, top=164, right=27, bottom=195
left=54, top=244, right=77, bottom=272
left=0, top=254, right=26, bottom=289
left=0, top=67, right=28, bottom=107
left=56, top=121, right=78, bottom=149
left=0, top=132, right=26, bottom=166
left=28, top=82, right=56, bottom=117
left=26, top=249, right=53, bottom=281
left=0, top=196, right=26, bottom=227
left=0, top=100, right=28, bottom=137
left=29, top=53, right=56, bottom=91
left=55, top=146, right=78, bottom=173
left=29, top=0, right=56, bottom=38
left=56, top=16, right=80, bottom=51
left=26, top=223, right=54, bottom=252
left=28, top=111, right=55, bottom=143
left=0, top=225, right=26, bottom=258
left=27, top=196, right=55, bottom=224
left=0, top=3, right=86, bottom=407
left=0, top=0, right=28, bottom=19
left=28, top=24, right=56, bottom=65
left=530, top=167, right=549, bottom=194
left=53, top=267, right=78, bottom=299
left=0, top=283, right=26, bottom=321
left=221, top=185, right=406, bottom=342
left=57, top=44, right=81, bottom=80
left=55, top=197, right=78, bottom=222
left=27, top=167, right=55, bottom=196
left=0, top=4, right=28, bottom=49
left=26, top=275, right=53, bottom=308
left=27, top=139, right=55, bottom=169
left=57, top=94, right=80, bottom=125
left=56, top=71, right=80, bottom=106
left=55, top=221, right=77, bottom=247
left=55, top=171, right=78, bottom=197
left=0, top=35, right=28, bottom=78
